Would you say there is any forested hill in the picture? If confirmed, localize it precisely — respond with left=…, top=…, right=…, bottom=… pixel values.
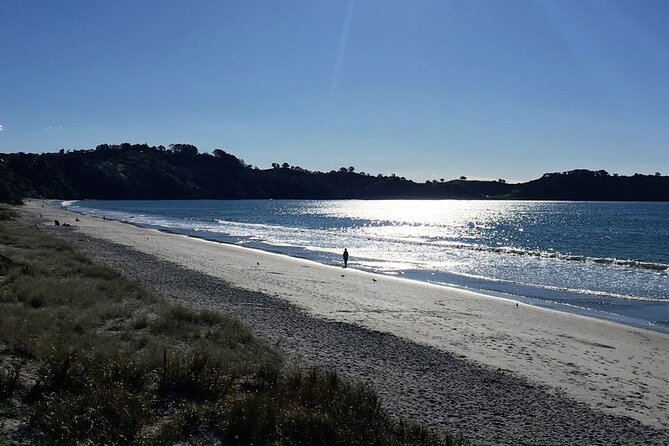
left=1, top=143, right=668, bottom=204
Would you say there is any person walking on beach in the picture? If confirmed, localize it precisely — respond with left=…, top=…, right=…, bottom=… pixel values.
left=343, top=248, right=349, bottom=268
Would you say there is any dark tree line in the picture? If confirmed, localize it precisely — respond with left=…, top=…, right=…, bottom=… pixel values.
left=1, top=143, right=668, bottom=204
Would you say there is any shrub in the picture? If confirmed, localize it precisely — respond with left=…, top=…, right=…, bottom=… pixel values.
left=0, top=363, right=22, bottom=399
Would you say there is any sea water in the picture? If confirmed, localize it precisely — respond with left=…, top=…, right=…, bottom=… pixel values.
left=63, top=200, right=669, bottom=333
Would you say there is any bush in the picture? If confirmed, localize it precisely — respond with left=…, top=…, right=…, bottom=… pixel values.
left=0, top=363, right=22, bottom=399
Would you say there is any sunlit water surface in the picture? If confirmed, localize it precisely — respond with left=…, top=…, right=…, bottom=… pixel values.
left=65, top=200, right=669, bottom=332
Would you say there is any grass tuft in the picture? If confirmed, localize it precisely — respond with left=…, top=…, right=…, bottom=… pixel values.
left=199, top=308, right=224, bottom=326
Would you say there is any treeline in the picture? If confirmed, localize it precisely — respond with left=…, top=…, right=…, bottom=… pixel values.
left=0, top=143, right=667, bottom=203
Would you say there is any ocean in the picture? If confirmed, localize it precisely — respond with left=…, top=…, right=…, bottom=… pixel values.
left=63, top=199, right=669, bottom=333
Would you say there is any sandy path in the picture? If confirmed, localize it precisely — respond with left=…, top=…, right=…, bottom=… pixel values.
left=23, top=201, right=669, bottom=441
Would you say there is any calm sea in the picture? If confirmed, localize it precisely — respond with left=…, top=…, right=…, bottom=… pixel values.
left=64, top=200, right=669, bottom=333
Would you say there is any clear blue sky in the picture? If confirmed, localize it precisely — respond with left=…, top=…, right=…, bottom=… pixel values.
left=1, top=0, right=668, bottom=181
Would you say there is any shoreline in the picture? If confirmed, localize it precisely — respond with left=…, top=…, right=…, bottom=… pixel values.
left=125, top=227, right=665, bottom=333
left=23, top=200, right=669, bottom=432
left=63, top=202, right=655, bottom=335
left=63, top=199, right=669, bottom=335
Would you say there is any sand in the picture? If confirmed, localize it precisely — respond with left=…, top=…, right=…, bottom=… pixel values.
left=21, top=200, right=669, bottom=445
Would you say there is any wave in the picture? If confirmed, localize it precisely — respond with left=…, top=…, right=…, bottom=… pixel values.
left=535, top=283, right=668, bottom=302
left=466, top=245, right=669, bottom=273
left=215, top=218, right=669, bottom=274
left=213, top=219, right=669, bottom=273
left=439, top=271, right=669, bottom=303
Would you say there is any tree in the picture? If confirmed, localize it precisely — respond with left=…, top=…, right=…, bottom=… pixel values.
left=170, top=144, right=198, bottom=156
left=498, top=178, right=506, bottom=184
left=459, top=176, right=467, bottom=180
left=655, top=172, right=662, bottom=176
left=348, top=166, right=355, bottom=172
left=440, top=178, right=445, bottom=183
left=282, top=162, right=290, bottom=169
left=271, top=163, right=280, bottom=169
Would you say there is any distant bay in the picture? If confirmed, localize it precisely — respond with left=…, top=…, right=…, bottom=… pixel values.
left=66, top=199, right=669, bottom=332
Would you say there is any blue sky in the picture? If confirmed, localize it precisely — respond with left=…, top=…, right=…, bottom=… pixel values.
left=1, top=1, right=668, bottom=181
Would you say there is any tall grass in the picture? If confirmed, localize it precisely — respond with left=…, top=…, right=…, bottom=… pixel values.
left=0, top=205, right=465, bottom=445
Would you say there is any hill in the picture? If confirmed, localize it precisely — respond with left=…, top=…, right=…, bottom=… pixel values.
left=1, top=143, right=667, bottom=203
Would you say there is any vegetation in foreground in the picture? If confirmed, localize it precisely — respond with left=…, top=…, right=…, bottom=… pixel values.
left=0, top=205, right=463, bottom=445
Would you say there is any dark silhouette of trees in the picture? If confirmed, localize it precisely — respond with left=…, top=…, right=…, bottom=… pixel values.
left=0, top=144, right=668, bottom=203
left=169, top=144, right=198, bottom=156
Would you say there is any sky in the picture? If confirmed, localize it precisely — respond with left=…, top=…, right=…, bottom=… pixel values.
left=1, top=0, right=668, bottom=182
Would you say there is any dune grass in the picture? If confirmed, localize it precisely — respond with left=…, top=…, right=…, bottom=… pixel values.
left=0, top=205, right=465, bottom=445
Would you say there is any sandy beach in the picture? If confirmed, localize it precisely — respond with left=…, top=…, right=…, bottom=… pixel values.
left=22, top=201, right=669, bottom=445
